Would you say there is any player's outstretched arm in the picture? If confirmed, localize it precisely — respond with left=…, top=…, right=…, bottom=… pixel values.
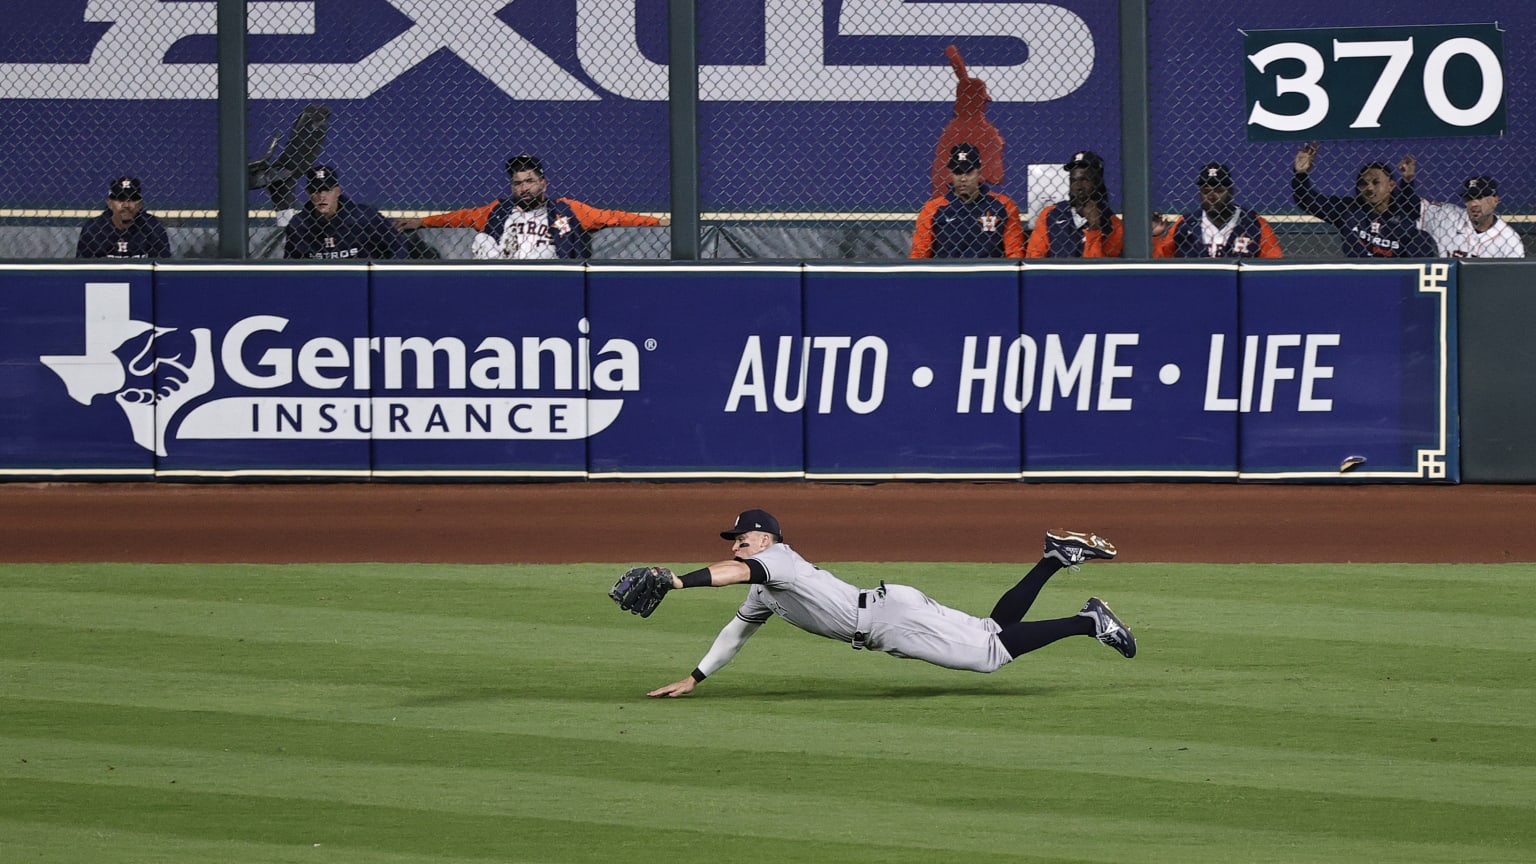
left=647, top=616, right=762, bottom=698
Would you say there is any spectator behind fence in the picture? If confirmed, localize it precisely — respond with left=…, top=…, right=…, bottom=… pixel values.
left=1025, top=150, right=1124, bottom=258
left=283, top=166, right=406, bottom=260
left=1154, top=163, right=1282, bottom=259
left=1291, top=142, right=1435, bottom=258
left=394, top=154, right=667, bottom=260
left=76, top=176, right=172, bottom=259
left=1418, top=175, right=1526, bottom=259
left=910, top=142, right=1025, bottom=258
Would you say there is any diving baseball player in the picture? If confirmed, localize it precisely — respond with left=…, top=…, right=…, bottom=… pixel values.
left=624, top=509, right=1134, bottom=698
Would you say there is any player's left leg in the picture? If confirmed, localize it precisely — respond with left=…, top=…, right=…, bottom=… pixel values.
left=996, top=615, right=1096, bottom=658
left=987, top=529, right=1117, bottom=625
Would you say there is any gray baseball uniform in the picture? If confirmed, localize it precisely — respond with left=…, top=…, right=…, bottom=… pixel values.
left=730, top=542, right=1013, bottom=673
left=665, top=513, right=1132, bottom=695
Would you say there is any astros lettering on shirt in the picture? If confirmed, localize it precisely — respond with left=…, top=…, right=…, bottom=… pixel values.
left=497, top=205, right=558, bottom=259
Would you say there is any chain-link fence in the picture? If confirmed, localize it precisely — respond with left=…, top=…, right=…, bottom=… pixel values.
left=1151, top=1, right=1531, bottom=259
left=698, top=0, right=1114, bottom=258
left=0, top=2, right=222, bottom=258
left=0, top=1, right=1529, bottom=261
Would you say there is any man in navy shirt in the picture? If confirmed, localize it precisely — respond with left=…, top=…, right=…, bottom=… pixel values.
left=284, top=165, right=406, bottom=260
left=910, top=143, right=1025, bottom=258
left=76, top=176, right=172, bottom=259
left=1291, top=142, right=1435, bottom=258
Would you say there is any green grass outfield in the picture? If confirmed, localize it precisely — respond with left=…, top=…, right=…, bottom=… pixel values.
left=2, top=562, right=1533, bottom=863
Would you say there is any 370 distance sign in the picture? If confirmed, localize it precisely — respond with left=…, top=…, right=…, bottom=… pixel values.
left=1244, top=24, right=1505, bottom=140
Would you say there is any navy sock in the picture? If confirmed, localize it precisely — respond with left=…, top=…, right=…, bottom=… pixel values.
left=998, top=615, right=1096, bottom=658
left=988, top=558, right=1063, bottom=625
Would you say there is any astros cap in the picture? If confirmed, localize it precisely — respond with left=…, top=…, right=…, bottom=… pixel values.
left=948, top=142, right=983, bottom=173
left=1063, top=150, right=1105, bottom=172
left=305, top=165, right=340, bottom=192
left=107, top=176, right=142, bottom=201
left=1461, top=175, right=1498, bottom=200
left=720, top=509, right=783, bottom=540
left=505, top=153, right=545, bottom=177
left=1197, top=162, right=1233, bottom=188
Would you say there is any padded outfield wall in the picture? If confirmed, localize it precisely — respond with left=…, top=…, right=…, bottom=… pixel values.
left=0, top=261, right=1457, bottom=482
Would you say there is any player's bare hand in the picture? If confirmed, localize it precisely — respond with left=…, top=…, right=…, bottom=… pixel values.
left=1398, top=155, right=1416, bottom=184
left=1294, top=141, right=1318, bottom=173
left=647, top=677, right=697, bottom=698
left=1079, top=200, right=1102, bottom=230
left=393, top=217, right=424, bottom=231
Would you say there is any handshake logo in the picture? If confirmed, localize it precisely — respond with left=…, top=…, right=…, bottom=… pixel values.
left=40, top=283, right=213, bottom=457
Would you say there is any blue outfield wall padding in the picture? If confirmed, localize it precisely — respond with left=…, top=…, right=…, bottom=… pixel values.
left=0, top=261, right=1457, bottom=482
left=586, top=263, right=806, bottom=478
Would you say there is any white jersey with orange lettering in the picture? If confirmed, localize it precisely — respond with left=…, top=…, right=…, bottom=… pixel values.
left=1419, top=200, right=1526, bottom=258
left=471, top=203, right=558, bottom=259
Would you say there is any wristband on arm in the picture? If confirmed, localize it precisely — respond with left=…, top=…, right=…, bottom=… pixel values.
left=679, top=568, right=712, bottom=588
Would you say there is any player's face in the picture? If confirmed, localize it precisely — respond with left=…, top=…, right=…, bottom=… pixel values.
left=1356, top=169, right=1395, bottom=212
left=309, top=186, right=342, bottom=219
left=1068, top=167, right=1099, bottom=208
left=950, top=167, right=982, bottom=201
left=729, top=530, right=774, bottom=557
left=106, top=196, right=142, bottom=229
left=1465, top=194, right=1498, bottom=229
left=510, top=170, right=548, bottom=209
left=1198, top=184, right=1234, bottom=220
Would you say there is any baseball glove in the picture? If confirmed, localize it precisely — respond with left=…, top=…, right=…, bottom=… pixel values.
left=609, top=566, right=674, bottom=618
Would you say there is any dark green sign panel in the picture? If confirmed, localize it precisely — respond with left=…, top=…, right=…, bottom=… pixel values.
left=1244, top=24, right=1505, bottom=140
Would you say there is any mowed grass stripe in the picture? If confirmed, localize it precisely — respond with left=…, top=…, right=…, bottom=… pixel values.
left=6, top=677, right=1533, bottom=814
left=0, top=819, right=561, bottom=864
left=3, top=561, right=1534, bottom=863
left=2, top=738, right=1528, bottom=861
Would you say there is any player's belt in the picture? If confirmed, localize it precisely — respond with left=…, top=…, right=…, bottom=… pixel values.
left=851, top=582, right=886, bottom=650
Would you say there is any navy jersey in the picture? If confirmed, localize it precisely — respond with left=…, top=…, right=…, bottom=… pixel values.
left=1024, top=202, right=1124, bottom=258
left=75, top=211, right=171, bottom=259
left=284, top=196, right=406, bottom=260
left=1291, top=173, right=1436, bottom=258
left=909, top=187, right=1025, bottom=258
left=1156, top=209, right=1283, bottom=258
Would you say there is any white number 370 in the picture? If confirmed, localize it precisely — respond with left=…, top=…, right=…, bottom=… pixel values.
left=1248, top=37, right=1503, bottom=131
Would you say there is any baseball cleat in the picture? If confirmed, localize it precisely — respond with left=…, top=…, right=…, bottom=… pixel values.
left=1044, top=529, right=1117, bottom=568
left=1078, top=597, right=1136, bottom=658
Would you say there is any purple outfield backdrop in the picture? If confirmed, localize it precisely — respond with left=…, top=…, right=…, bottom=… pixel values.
left=0, top=1, right=1125, bottom=213
left=4, top=1, right=1524, bottom=218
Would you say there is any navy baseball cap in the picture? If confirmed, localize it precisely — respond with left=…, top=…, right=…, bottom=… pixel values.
left=305, top=165, right=341, bottom=191
left=948, top=143, right=983, bottom=173
left=1462, top=175, right=1498, bottom=199
left=1063, top=150, right=1105, bottom=172
left=720, top=509, right=783, bottom=540
left=1197, top=162, right=1233, bottom=188
left=107, top=176, right=142, bottom=201
left=505, top=153, right=545, bottom=176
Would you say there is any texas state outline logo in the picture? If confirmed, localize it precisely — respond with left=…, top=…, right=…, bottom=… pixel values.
left=39, top=282, right=214, bottom=457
